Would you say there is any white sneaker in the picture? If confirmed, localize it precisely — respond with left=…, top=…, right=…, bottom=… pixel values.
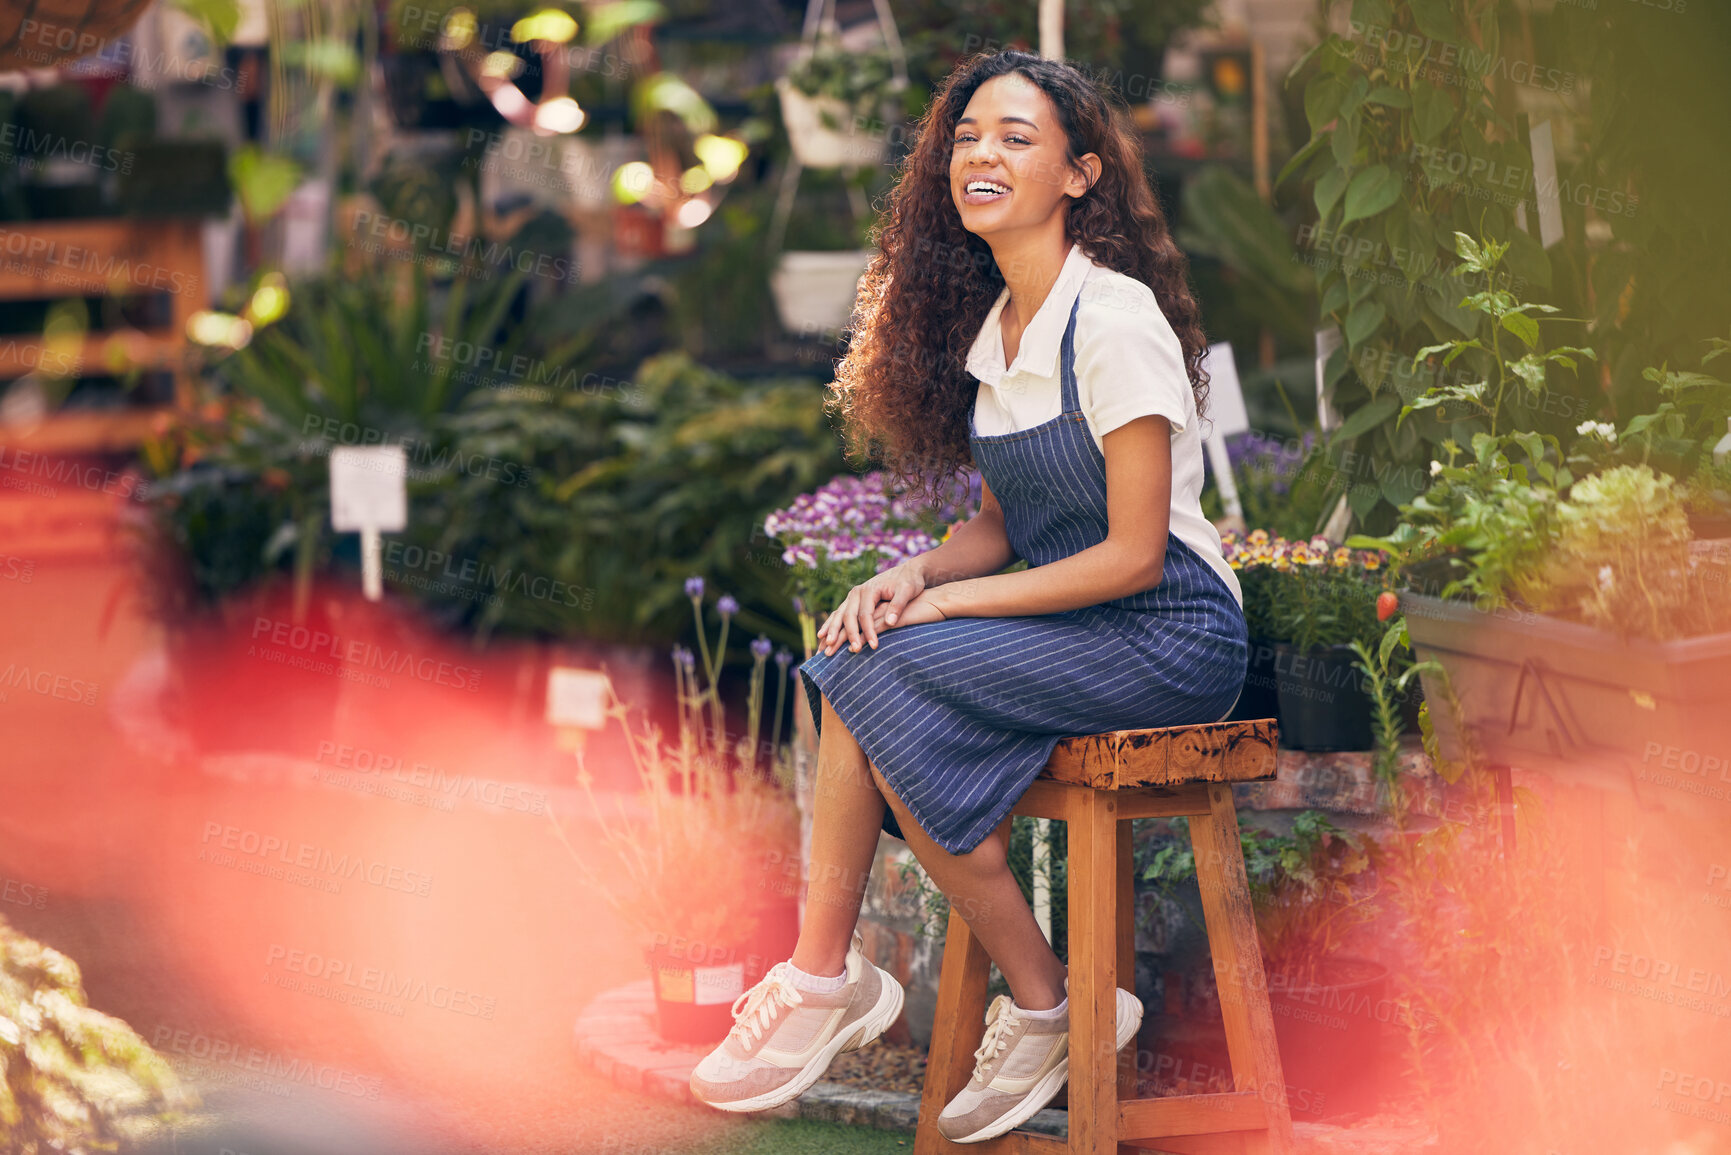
left=689, top=930, right=905, bottom=1112
left=936, top=978, right=1143, bottom=1143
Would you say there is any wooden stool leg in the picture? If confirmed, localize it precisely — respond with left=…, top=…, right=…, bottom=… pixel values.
left=1189, top=783, right=1296, bottom=1155
left=914, top=903, right=994, bottom=1155
left=1065, top=788, right=1121, bottom=1154
left=1117, top=817, right=1138, bottom=1099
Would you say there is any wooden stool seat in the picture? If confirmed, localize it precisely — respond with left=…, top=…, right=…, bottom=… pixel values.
left=913, top=719, right=1296, bottom=1155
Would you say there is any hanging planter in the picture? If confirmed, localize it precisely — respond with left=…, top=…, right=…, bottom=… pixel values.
left=776, top=77, right=889, bottom=170
left=770, top=248, right=874, bottom=335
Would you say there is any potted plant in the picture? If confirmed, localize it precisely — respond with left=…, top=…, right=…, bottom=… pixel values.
left=1351, top=235, right=1731, bottom=775
left=775, top=38, right=899, bottom=170
left=1140, top=811, right=1387, bottom=1121
left=553, top=579, right=801, bottom=1044
left=1221, top=531, right=1396, bottom=750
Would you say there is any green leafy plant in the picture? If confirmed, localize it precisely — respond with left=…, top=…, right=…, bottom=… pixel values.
left=1354, top=430, right=1563, bottom=609
left=1404, top=234, right=1595, bottom=439
left=1539, top=464, right=1728, bottom=642
left=783, top=40, right=898, bottom=131
left=1140, top=811, right=1378, bottom=987
left=1349, top=617, right=1440, bottom=799
left=1566, top=335, right=1731, bottom=481
left=410, top=352, right=846, bottom=649
left=138, top=256, right=564, bottom=619
left=1282, top=0, right=1589, bottom=532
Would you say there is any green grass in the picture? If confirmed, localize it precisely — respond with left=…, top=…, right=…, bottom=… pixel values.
left=668, top=1117, right=915, bottom=1155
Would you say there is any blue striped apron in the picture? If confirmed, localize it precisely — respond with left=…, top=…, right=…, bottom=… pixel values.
left=798, top=293, right=1247, bottom=854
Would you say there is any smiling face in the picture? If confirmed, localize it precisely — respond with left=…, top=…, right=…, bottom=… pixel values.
left=949, top=73, right=1098, bottom=242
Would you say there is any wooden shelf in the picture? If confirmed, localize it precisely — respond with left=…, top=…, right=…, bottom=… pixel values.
left=0, top=407, right=171, bottom=454
left=0, top=217, right=206, bottom=453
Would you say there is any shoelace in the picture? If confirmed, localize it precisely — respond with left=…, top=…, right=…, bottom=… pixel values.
left=970, top=994, right=1021, bottom=1078
left=728, top=964, right=805, bottom=1049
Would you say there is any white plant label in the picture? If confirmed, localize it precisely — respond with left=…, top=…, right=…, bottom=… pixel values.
left=546, top=667, right=611, bottom=730
left=1201, top=341, right=1250, bottom=438
left=693, top=962, right=745, bottom=1006
left=330, top=446, right=407, bottom=602
left=1529, top=120, right=1564, bottom=250
left=1315, top=327, right=1344, bottom=432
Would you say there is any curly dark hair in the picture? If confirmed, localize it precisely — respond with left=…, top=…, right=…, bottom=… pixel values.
left=827, top=49, right=1210, bottom=505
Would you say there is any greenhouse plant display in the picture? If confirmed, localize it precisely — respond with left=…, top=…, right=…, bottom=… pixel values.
left=1353, top=238, right=1731, bottom=776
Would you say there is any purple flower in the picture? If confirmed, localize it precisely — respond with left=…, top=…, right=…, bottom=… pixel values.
left=684, top=576, right=704, bottom=599
left=751, top=635, right=773, bottom=659
left=774, top=647, right=792, bottom=668
left=679, top=648, right=697, bottom=669
left=792, top=595, right=805, bottom=615
left=718, top=594, right=739, bottom=616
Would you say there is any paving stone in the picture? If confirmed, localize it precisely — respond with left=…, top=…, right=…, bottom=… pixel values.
left=642, top=1067, right=697, bottom=1106
left=572, top=982, right=1437, bottom=1150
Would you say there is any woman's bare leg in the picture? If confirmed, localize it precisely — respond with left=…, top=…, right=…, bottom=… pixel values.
left=789, top=694, right=890, bottom=977
left=868, top=762, right=1069, bottom=1011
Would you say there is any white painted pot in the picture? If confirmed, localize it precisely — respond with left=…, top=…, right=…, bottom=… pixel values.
left=776, top=77, right=888, bottom=170
left=770, top=249, right=875, bottom=337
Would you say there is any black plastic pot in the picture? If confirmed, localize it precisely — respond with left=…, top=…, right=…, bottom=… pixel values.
left=1266, top=956, right=1392, bottom=1121
left=1274, top=643, right=1374, bottom=752
left=1226, top=637, right=1280, bottom=722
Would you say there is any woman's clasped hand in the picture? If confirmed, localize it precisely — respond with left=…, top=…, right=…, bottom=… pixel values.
left=816, top=563, right=949, bottom=656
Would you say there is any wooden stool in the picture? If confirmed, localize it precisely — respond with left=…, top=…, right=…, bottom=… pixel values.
left=913, top=719, right=1295, bottom=1155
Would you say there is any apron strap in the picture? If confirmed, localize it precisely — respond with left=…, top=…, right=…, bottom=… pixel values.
left=1057, top=293, right=1084, bottom=417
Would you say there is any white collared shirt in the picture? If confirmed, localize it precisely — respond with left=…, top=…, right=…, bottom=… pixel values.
left=965, top=241, right=1241, bottom=605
